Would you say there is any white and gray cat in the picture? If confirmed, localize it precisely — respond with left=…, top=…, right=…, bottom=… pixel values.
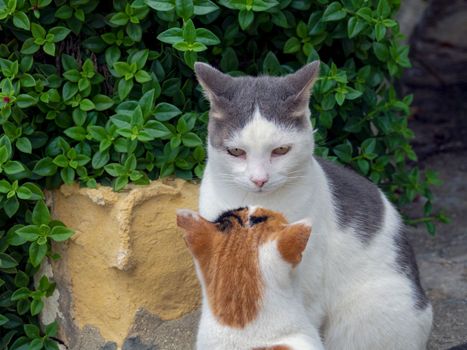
left=194, top=61, right=433, bottom=350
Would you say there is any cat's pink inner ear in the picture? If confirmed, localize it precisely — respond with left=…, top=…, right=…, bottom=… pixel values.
left=194, top=62, right=232, bottom=102
left=277, top=221, right=312, bottom=266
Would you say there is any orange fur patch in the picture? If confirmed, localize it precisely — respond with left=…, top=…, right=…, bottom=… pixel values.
left=177, top=208, right=311, bottom=328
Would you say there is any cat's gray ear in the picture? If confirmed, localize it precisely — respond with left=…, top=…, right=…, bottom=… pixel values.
left=284, top=61, right=320, bottom=102
left=194, top=62, right=233, bottom=103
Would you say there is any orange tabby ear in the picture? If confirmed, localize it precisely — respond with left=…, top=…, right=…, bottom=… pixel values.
left=176, top=209, right=216, bottom=258
left=277, top=219, right=312, bottom=267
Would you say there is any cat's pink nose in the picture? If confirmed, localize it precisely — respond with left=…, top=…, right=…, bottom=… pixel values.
left=251, top=178, right=268, bottom=188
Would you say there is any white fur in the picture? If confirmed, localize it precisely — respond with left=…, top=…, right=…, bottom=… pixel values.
left=194, top=240, right=324, bottom=350
left=199, top=109, right=433, bottom=349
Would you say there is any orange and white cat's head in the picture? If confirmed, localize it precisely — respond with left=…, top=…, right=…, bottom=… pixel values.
left=176, top=207, right=320, bottom=350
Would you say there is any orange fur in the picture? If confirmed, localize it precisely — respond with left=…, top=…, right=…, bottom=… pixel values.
left=177, top=208, right=311, bottom=329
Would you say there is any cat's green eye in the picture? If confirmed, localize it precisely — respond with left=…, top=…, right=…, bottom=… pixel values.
left=227, top=148, right=246, bottom=157
left=272, top=146, right=291, bottom=156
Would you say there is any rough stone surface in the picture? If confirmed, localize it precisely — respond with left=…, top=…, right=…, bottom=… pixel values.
left=402, top=0, right=467, bottom=87
left=405, top=151, right=467, bottom=350
left=47, top=179, right=201, bottom=348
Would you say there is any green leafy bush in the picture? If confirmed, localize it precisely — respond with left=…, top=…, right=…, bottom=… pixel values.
left=0, top=0, right=445, bottom=347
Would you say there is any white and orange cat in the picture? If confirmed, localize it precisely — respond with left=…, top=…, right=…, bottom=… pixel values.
left=177, top=207, right=324, bottom=350
left=193, top=62, right=432, bottom=349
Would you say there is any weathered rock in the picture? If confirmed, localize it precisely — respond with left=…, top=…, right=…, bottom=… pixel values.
left=403, top=0, right=467, bottom=87
left=43, top=179, right=201, bottom=349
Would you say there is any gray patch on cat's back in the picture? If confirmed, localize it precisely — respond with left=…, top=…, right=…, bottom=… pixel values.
left=316, top=157, right=384, bottom=243
left=393, top=229, right=430, bottom=310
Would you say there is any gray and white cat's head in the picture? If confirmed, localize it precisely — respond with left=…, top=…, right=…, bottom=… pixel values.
left=195, top=61, right=320, bottom=194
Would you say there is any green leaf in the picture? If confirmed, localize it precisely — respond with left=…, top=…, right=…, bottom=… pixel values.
left=92, top=151, right=110, bottom=169
left=0, top=179, right=10, bottom=193
left=93, top=94, right=114, bottom=111
left=104, top=163, right=126, bottom=177
left=45, top=321, right=58, bottom=337
left=195, top=28, right=220, bottom=45
left=21, top=38, right=40, bottom=55
left=31, top=23, right=46, bottom=39
left=16, top=94, right=38, bottom=108
left=32, top=200, right=51, bottom=225
left=21, top=183, right=44, bottom=200
left=53, top=154, right=68, bottom=167
left=110, top=12, right=129, bottom=26
left=322, top=2, right=346, bottom=22
left=0, top=144, right=9, bottom=163
left=118, top=79, right=134, bottom=100
left=24, top=324, right=40, bottom=339
left=4, top=161, right=25, bottom=175
left=373, top=42, right=389, bottom=61
left=29, top=241, right=47, bottom=267
left=155, top=103, right=182, bottom=121
left=194, top=0, right=218, bottom=15
left=62, top=82, right=79, bottom=101
left=79, top=98, right=95, bottom=112
left=49, top=27, right=71, bottom=42
left=64, top=126, right=87, bottom=141
left=113, top=62, right=132, bottom=77
left=127, top=23, right=142, bottom=42
left=30, top=299, right=44, bottom=316
left=183, top=19, right=197, bottom=43
left=238, top=9, right=254, bottom=30
left=157, top=28, right=184, bottom=44
left=61, top=167, right=75, bottom=184
left=376, top=0, right=391, bottom=17
left=13, top=11, right=30, bottom=30
left=284, top=37, right=300, bottom=53
left=4, top=196, right=19, bottom=217
left=49, top=226, right=74, bottom=242
left=114, top=176, right=128, bottom=191
left=145, top=121, right=172, bottom=138
left=16, top=185, right=33, bottom=200
left=55, top=5, right=73, bottom=19
left=0, top=252, right=18, bottom=269
left=33, top=157, right=58, bottom=176
left=44, top=339, right=60, bottom=350
left=182, top=132, right=202, bottom=147
left=175, top=0, right=194, bottom=20
left=130, top=49, right=149, bottom=70
left=347, top=17, right=366, bottom=38
left=43, top=42, right=56, bottom=56
left=375, top=22, right=386, bottom=41
left=15, top=271, right=30, bottom=288
left=146, top=0, right=175, bottom=11
left=333, top=142, right=353, bottom=163
left=135, top=70, right=152, bottom=83
left=16, top=137, right=32, bottom=153
left=357, top=159, right=369, bottom=175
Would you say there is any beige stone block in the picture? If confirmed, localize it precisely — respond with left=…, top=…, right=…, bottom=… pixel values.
left=43, top=179, right=201, bottom=348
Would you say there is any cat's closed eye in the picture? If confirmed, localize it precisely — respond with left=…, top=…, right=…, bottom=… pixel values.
left=227, top=147, right=246, bottom=158
left=272, top=146, right=291, bottom=157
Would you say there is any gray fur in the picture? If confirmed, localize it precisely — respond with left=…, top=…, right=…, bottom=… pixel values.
left=318, top=157, right=429, bottom=310
left=393, top=230, right=430, bottom=310
left=194, top=62, right=320, bottom=149
left=316, top=157, right=385, bottom=243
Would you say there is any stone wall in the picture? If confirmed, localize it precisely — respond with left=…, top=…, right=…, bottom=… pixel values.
left=42, top=179, right=200, bottom=349
left=400, top=0, right=467, bottom=158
